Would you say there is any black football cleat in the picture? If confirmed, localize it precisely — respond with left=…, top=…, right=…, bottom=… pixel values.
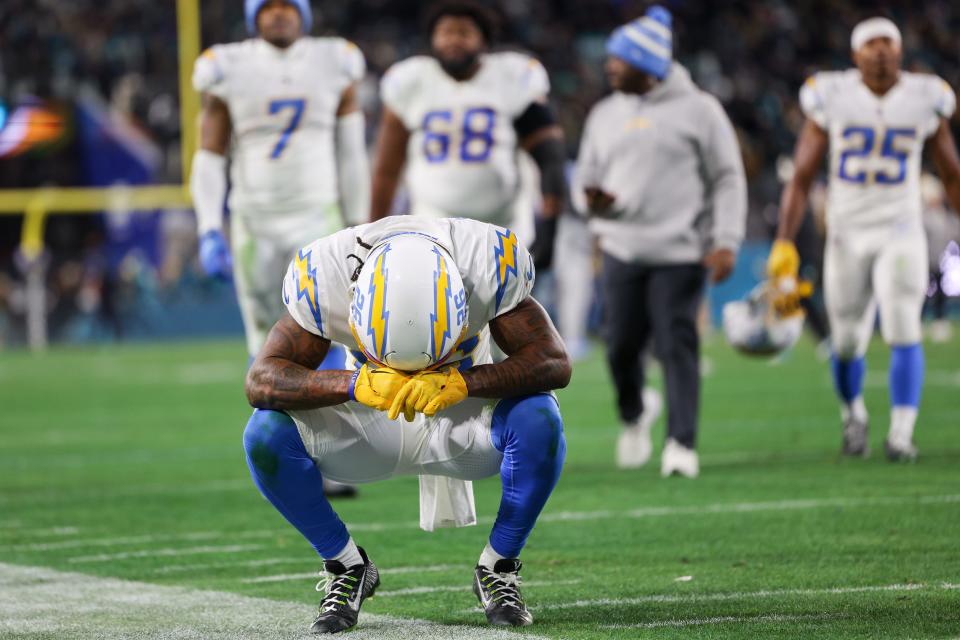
left=322, top=479, right=358, bottom=499
left=841, top=417, right=869, bottom=457
left=473, top=559, right=533, bottom=627
left=310, top=547, right=379, bottom=634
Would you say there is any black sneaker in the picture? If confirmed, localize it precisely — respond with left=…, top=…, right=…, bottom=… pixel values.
left=842, top=417, right=869, bottom=457
left=472, top=559, right=533, bottom=627
left=322, top=479, right=358, bottom=499
left=310, top=547, right=379, bottom=634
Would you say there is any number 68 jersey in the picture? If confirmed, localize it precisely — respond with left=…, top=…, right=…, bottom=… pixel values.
left=381, top=52, right=550, bottom=223
left=800, top=70, right=956, bottom=232
left=193, top=38, right=365, bottom=218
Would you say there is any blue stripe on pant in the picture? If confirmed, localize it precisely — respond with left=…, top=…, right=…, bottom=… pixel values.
left=242, top=393, right=565, bottom=560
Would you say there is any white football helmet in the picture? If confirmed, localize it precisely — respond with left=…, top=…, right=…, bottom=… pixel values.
left=349, top=233, right=468, bottom=371
left=722, top=281, right=805, bottom=357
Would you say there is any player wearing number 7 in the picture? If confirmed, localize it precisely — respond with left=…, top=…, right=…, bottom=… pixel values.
left=190, top=0, right=369, bottom=361
left=370, top=1, right=566, bottom=270
left=770, top=17, right=960, bottom=461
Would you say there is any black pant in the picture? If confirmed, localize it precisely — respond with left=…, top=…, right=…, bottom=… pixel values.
left=601, top=253, right=705, bottom=448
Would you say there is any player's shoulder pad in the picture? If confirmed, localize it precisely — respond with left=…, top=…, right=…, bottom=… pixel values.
left=487, top=223, right=535, bottom=315
left=490, top=51, right=551, bottom=99
left=798, top=71, right=842, bottom=127
left=380, top=55, right=432, bottom=112
left=309, top=36, right=366, bottom=83
left=921, top=73, right=956, bottom=119
left=192, top=41, right=254, bottom=93
left=282, top=240, right=331, bottom=338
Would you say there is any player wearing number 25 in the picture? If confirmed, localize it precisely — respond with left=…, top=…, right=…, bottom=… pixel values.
left=771, top=17, right=960, bottom=461
left=370, top=1, right=566, bottom=270
left=191, top=0, right=369, bottom=359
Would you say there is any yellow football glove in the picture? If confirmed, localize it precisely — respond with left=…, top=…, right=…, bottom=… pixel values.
left=767, top=239, right=800, bottom=281
left=349, top=364, right=410, bottom=413
left=770, top=277, right=814, bottom=318
left=388, top=366, right=469, bottom=421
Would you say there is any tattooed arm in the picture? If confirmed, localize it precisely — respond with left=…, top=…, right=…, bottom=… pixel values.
left=244, top=314, right=353, bottom=410
left=462, top=297, right=572, bottom=398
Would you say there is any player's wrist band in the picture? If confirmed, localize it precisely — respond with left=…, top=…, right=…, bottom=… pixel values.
left=348, top=368, right=362, bottom=402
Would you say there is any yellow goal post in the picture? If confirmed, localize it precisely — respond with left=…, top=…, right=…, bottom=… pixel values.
left=0, top=0, right=200, bottom=350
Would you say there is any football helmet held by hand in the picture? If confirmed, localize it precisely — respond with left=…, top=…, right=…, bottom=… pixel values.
left=722, top=279, right=810, bottom=357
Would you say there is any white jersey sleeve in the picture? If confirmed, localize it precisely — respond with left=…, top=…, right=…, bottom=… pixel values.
left=496, top=52, right=551, bottom=117
left=282, top=243, right=335, bottom=339
left=379, top=57, right=427, bottom=128
left=464, top=222, right=535, bottom=318
left=192, top=46, right=232, bottom=99
left=333, top=39, right=366, bottom=85
left=923, top=76, right=956, bottom=137
left=799, top=74, right=829, bottom=129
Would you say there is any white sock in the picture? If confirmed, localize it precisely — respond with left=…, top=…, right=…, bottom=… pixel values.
left=889, top=406, right=918, bottom=446
left=840, top=396, right=868, bottom=423
left=329, top=537, right=363, bottom=568
left=478, top=542, right=508, bottom=570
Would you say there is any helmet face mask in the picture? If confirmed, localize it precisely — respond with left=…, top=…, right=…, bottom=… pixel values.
left=349, top=234, right=469, bottom=372
left=723, top=283, right=805, bottom=357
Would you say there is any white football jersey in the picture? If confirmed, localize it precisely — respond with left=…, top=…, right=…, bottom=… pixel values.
left=800, top=70, right=955, bottom=232
left=193, top=37, right=364, bottom=219
left=281, top=217, right=535, bottom=371
left=380, top=52, right=550, bottom=224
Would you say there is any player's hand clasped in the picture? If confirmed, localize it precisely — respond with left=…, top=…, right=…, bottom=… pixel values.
left=388, top=367, right=469, bottom=422
left=350, top=364, right=411, bottom=412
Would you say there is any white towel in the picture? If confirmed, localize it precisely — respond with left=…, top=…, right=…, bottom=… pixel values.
left=418, top=474, right=477, bottom=531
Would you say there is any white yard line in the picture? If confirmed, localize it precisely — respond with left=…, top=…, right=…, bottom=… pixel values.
left=0, top=562, right=548, bottom=640
left=377, top=579, right=581, bottom=599
left=68, top=544, right=265, bottom=563
left=151, top=557, right=313, bottom=574
left=603, top=612, right=844, bottom=629
left=5, top=528, right=284, bottom=552
left=241, top=564, right=465, bottom=584
left=10, top=493, right=959, bottom=556
left=534, top=583, right=927, bottom=611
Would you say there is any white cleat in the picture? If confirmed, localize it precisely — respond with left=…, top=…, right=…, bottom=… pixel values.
left=929, top=319, right=952, bottom=344
left=884, top=436, right=918, bottom=462
left=616, top=387, right=662, bottom=469
left=661, top=438, right=699, bottom=478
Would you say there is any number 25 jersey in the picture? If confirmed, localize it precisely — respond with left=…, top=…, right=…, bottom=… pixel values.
left=380, top=52, right=550, bottom=222
left=800, top=70, right=955, bottom=232
left=193, top=37, right=365, bottom=217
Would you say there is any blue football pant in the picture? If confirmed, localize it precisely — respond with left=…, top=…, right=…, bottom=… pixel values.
left=242, top=393, right=565, bottom=559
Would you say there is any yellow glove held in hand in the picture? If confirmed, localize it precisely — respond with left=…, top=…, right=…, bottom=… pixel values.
left=388, top=367, right=469, bottom=421
left=767, top=239, right=800, bottom=280
left=349, top=364, right=410, bottom=412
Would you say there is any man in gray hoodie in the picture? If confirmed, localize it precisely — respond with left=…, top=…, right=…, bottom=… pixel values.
left=577, top=6, right=746, bottom=478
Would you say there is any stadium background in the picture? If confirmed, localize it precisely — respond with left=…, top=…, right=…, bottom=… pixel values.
left=1, top=2, right=959, bottom=639
left=1, top=0, right=958, bottom=346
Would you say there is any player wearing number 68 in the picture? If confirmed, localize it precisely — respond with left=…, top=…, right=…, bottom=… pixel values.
left=370, top=1, right=567, bottom=270
left=190, top=0, right=370, bottom=360
left=771, top=17, right=960, bottom=461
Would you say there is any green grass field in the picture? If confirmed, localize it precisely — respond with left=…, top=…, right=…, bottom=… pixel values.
left=1, top=331, right=959, bottom=639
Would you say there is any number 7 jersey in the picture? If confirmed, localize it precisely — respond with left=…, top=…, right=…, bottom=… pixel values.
left=193, top=38, right=365, bottom=217
left=380, top=52, right=550, bottom=222
left=800, top=70, right=955, bottom=232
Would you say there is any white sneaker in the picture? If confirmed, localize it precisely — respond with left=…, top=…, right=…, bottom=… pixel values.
left=660, top=438, right=699, bottom=478
left=616, top=387, right=662, bottom=469
left=930, top=319, right=952, bottom=344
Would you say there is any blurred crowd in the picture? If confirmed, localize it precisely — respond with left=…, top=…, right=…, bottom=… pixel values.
left=0, top=0, right=958, bottom=345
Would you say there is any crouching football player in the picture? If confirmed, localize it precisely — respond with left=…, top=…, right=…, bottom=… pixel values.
left=243, top=216, right=570, bottom=632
